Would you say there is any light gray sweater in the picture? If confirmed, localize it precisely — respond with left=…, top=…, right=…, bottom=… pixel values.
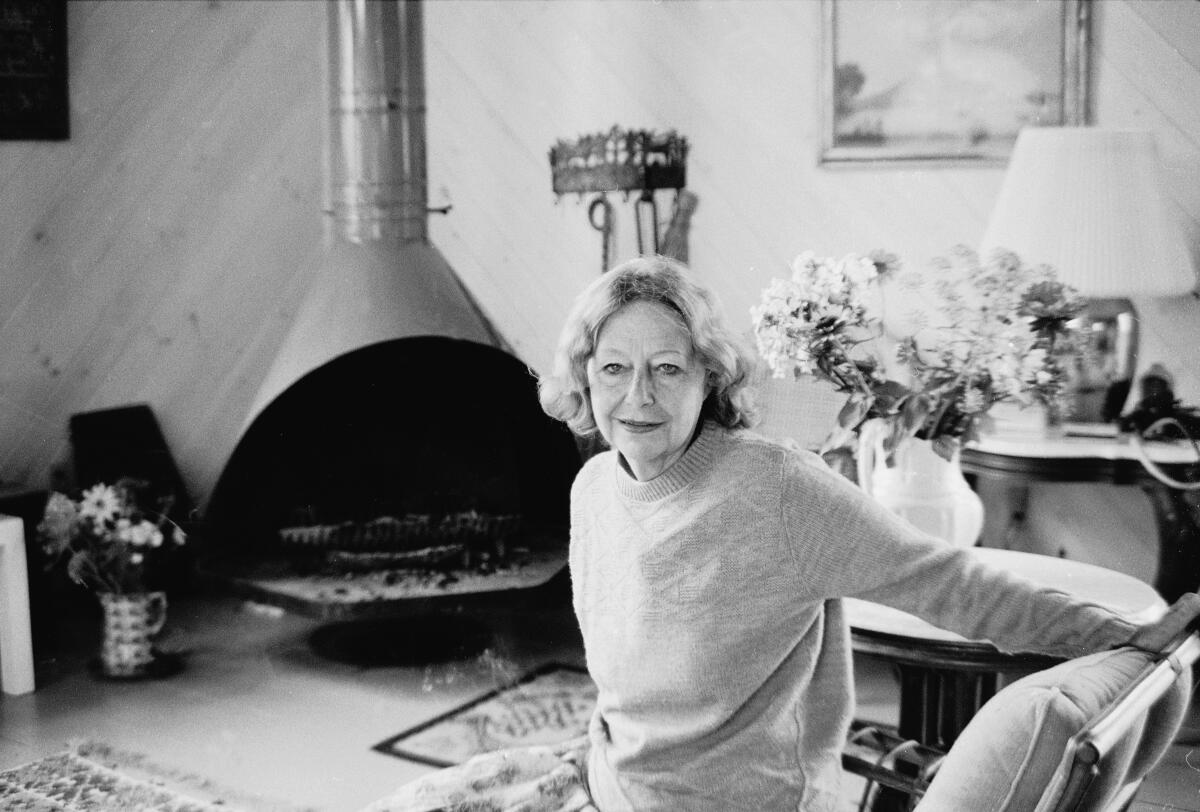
left=569, top=422, right=1137, bottom=811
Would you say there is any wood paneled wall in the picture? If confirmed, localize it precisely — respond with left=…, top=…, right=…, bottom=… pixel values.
left=1, top=0, right=326, bottom=507
left=1, top=0, right=1196, bottom=512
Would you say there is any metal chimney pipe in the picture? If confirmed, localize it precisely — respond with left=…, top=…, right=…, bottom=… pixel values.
left=325, top=0, right=428, bottom=244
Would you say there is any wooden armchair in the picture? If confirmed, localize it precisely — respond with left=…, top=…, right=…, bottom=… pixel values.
left=844, top=631, right=1199, bottom=811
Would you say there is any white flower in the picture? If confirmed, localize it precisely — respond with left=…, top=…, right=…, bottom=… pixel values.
left=962, top=387, right=987, bottom=413
left=38, top=493, right=79, bottom=551
left=114, top=518, right=134, bottom=542
left=840, top=253, right=878, bottom=287
left=790, top=251, right=819, bottom=281
left=125, top=520, right=162, bottom=548
left=79, top=484, right=121, bottom=528
left=905, top=309, right=930, bottom=330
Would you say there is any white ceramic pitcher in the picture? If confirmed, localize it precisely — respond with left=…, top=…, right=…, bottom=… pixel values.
left=856, top=419, right=984, bottom=547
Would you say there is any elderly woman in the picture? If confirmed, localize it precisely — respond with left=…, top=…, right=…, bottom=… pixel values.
left=370, top=255, right=1198, bottom=812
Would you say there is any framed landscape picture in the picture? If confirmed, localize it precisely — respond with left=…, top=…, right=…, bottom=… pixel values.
left=820, top=0, right=1089, bottom=165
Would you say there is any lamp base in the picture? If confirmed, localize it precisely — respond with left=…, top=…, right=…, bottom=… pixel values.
left=1062, top=297, right=1137, bottom=424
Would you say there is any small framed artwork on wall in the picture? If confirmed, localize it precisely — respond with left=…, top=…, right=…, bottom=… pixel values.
left=0, top=0, right=69, bottom=140
left=820, top=0, right=1089, bottom=166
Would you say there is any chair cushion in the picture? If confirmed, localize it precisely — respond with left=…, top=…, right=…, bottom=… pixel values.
left=916, top=646, right=1189, bottom=811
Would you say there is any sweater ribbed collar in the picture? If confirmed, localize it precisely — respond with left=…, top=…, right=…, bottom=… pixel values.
left=614, top=420, right=720, bottom=502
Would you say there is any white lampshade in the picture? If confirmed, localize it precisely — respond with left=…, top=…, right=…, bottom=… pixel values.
left=980, top=128, right=1194, bottom=297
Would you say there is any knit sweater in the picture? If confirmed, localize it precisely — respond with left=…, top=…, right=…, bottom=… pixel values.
left=569, top=421, right=1138, bottom=811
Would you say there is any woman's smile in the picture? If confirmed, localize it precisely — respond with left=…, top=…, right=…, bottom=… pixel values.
left=617, top=418, right=663, bottom=432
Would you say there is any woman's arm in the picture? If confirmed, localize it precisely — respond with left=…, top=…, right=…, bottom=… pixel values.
left=780, top=451, right=1143, bottom=657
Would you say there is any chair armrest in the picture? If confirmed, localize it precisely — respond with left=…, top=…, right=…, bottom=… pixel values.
left=1040, top=631, right=1199, bottom=812
left=1083, top=631, right=1200, bottom=758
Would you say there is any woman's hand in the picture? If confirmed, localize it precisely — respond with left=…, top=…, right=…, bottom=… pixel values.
left=1126, top=592, right=1200, bottom=653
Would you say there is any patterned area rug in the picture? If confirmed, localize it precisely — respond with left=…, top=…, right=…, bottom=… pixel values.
left=374, top=663, right=597, bottom=767
left=0, top=742, right=297, bottom=811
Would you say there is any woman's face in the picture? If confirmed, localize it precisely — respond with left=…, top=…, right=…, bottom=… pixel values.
left=587, top=300, right=710, bottom=481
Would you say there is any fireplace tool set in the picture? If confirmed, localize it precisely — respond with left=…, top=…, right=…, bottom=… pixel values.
left=549, top=126, right=695, bottom=272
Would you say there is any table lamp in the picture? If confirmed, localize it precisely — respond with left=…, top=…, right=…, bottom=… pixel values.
left=979, top=127, right=1196, bottom=424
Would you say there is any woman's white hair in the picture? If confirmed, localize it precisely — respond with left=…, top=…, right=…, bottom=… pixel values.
left=539, top=255, right=758, bottom=437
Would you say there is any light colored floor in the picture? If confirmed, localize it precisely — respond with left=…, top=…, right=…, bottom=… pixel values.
left=1, top=584, right=1198, bottom=811
left=0, top=587, right=587, bottom=811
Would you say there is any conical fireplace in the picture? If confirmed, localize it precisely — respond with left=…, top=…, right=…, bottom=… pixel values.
left=201, top=0, right=579, bottom=614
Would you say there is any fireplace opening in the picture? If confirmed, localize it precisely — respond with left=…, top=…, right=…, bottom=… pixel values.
left=201, top=335, right=582, bottom=620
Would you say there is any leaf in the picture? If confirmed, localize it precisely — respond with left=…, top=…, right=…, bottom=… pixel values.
left=876, top=380, right=911, bottom=400
left=873, top=382, right=913, bottom=418
left=820, top=421, right=860, bottom=457
left=853, top=357, right=879, bottom=376
left=931, top=435, right=959, bottom=462
left=66, top=552, right=90, bottom=586
left=959, top=418, right=981, bottom=448
left=900, top=394, right=935, bottom=436
left=812, top=368, right=846, bottom=391
left=836, top=394, right=873, bottom=433
left=883, top=420, right=909, bottom=463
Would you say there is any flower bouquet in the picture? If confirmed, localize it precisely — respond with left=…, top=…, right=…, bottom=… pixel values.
left=38, top=478, right=187, bottom=595
left=751, top=245, right=1087, bottom=465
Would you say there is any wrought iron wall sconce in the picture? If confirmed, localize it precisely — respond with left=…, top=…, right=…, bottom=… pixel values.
left=549, top=126, right=692, bottom=272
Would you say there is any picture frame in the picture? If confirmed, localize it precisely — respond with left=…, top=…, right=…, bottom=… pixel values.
left=819, top=0, right=1089, bottom=166
left=0, top=0, right=69, bottom=141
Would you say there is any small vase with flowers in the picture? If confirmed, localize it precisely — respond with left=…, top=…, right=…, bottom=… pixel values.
left=38, top=478, right=187, bottom=678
